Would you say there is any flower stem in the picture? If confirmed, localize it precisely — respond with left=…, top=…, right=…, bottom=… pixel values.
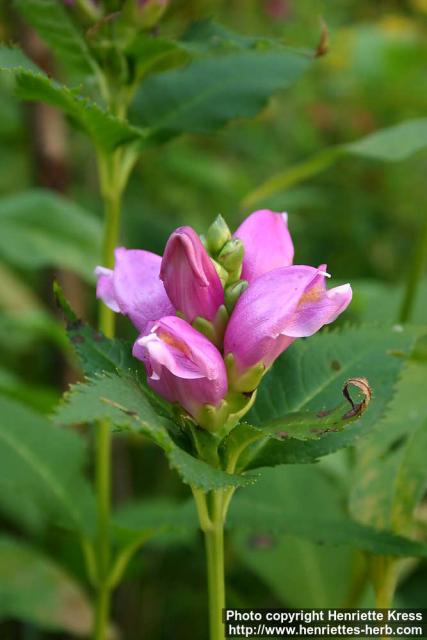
left=374, top=559, right=397, bottom=608
left=205, top=522, right=225, bottom=640
left=93, top=153, right=124, bottom=640
left=193, top=488, right=227, bottom=640
left=93, top=585, right=111, bottom=640
left=398, top=213, right=427, bottom=323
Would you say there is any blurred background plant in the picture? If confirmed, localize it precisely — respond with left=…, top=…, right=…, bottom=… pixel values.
left=0, top=0, right=427, bottom=639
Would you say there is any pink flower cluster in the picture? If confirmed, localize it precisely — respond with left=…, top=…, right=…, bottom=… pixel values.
left=96, top=210, right=352, bottom=429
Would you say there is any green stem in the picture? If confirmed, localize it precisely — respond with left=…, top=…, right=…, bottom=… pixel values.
left=193, top=488, right=227, bottom=640
left=93, top=586, right=111, bottom=640
left=205, top=525, right=225, bottom=640
left=93, top=152, right=124, bottom=640
left=398, top=213, right=427, bottom=323
left=372, top=556, right=397, bottom=608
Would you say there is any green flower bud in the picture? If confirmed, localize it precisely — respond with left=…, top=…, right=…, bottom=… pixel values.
left=224, top=280, right=248, bottom=314
left=206, top=214, right=231, bottom=255
left=225, top=353, right=265, bottom=393
left=123, top=0, right=169, bottom=29
left=217, top=238, right=244, bottom=275
left=196, top=389, right=257, bottom=434
left=211, top=259, right=229, bottom=287
left=192, top=305, right=229, bottom=348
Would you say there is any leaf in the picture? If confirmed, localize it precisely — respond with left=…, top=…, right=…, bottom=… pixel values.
left=0, top=365, right=59, bottom=413
left=231, top=466, right=356, bottom=607
left=0, top=46, right=41, bottom=73
left=0, top=396, right=95, bottom=534
left=242, top=118, right=427, bottom=209
left=180, top=18, right=292, bottom=55
left=113, top=498, right=197, bottom=549
left=14, top=0, right=98, bottom=78
left=351, top=279, right=427, bottom=325
left=0, top=189, right=101, bottom=281
left=55, top=372, right=172, bottom=444
left=229, top=467, right=427, bottom=560
left=0, top=262, right=67, bottom=355
left=223, top=378, right=371, bottom=472
left=168, top=448, right=255, bottom=491
left=127, top=34, right=189, bottom=81
left=55, top=294, right=141, bottom=376
left=0, top=45, right=144, bottom=151
left=350, top=360, right=427, bottom=536
left=130, top=48, right=311, bottom=139
left=114, top=497, right=197, bottom=539
left=0, top=536, right=93, bottom=635
left=346, top=118, right=427, bottom=161
left=244, top=325, right=421, bottom=468
left=55, top=372, right=251, bottom=490
left=54, top=284, right=183, bottom=419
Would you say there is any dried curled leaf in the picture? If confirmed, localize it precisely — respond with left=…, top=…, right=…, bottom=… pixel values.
left=342, top=377, right=372, bottom=418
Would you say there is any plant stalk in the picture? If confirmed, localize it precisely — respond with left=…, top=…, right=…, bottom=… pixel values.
left=398, top=213, right=427, bottom=323
left=372, top=556, right=397, bottom=609
left=193, top=488, right=228, bottom=640
left=93, top=586, right=111, bottom=640
left=205, top=522, right=225, bottom=640
left=93, top=153, right=124, bottom=640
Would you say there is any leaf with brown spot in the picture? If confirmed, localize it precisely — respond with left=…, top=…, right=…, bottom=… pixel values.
left=244, top=325, right=421, bottom=468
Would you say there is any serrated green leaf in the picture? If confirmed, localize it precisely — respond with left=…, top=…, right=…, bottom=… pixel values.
left=0, top=45, right=144, bottom=151
left=223, top=377, right=371, bottom=472
left=130, top=48, right=311, bottom=139
left=243, top=118, right=427, bottom=209
left=56, top=372, right=250, bottom=490
left=350, top=360, right=427, bottom=536
left=229, top=467, right=427, bottom=559
left=168, top=448, right=255, bottom=491
left=0, top=46, right=41, bottom=73
left=55, top=372, right=172, bottom=445
left=54, top=285, right=177, bottom=418
left=0, top=535, right=93, bottom=634
left=0, top=396, right=95, bottom=534
left=181, top=18, right=290, bottom=55
left=244, top=325, right=420, bottom=468
left=0, top=189, right=101, bottom=281
left=14, top=0, right=98, bottom=78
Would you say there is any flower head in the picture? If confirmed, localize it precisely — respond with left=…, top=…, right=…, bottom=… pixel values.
left=234, top=209, right=294, bottom=283
left=96, top=211, right=352, bottom=427
left=224, top=265, right=352, bottom=390
left=95, top=248, right=174, bottom=334
left=133, top=316, right=227, bottom=428
left=160, top=226, right=224, bottom=324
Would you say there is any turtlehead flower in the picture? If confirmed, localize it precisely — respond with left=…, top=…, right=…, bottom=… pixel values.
left=160, top=226, right=224, bottom=323
left=234, top=209, right=294, bottom=283
left=96, top=210, right=352, bottom=429
left=133, top=316, right=227, bottom=428
left=95, top=248, right=174, bottom=334
left=224, top=265, right=352, bottom=390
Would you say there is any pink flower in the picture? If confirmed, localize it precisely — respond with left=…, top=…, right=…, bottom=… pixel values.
left=133, top=316, right=227, bottom=426
left=95, top=248, right=174, bottom=334
left=224, top=265, right=352, bottom=385
left=160, top=226, right=224, bottom=323
left=234, top=209, right=294, bottom=283
left=95, top=213, right=352, bottom=425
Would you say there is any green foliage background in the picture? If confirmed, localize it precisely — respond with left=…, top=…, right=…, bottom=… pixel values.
left=0, top=1, right=427, bottom=639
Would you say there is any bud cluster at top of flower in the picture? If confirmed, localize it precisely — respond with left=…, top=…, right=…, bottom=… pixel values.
left=95, top=209, right=352, bottom=432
